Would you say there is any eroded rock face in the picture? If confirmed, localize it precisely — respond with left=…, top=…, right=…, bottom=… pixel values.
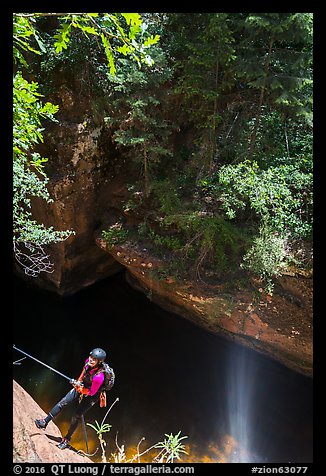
left=96, top=238, right=313, bottom=377
left=22, top=116, right=128, bottom=295
left=13, top=380, right=93, bottom=463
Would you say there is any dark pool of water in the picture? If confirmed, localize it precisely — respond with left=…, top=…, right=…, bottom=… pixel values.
left=13, top=272, right=313, bottom=463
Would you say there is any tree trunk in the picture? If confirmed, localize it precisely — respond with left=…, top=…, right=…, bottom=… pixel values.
left=248, top=37, right=274, bottom=159
left=209, top=57, right=219, bottom=169
left=143, top=142, right=149, bottom=198
left=284, top=118, right=290, bottom=159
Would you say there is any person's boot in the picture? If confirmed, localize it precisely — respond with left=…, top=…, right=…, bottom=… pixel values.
left=58, top=437, right=70, bottom=450
left=35, top=409, right=57, bottom=430
left=34, top=418, right=48, bottom=429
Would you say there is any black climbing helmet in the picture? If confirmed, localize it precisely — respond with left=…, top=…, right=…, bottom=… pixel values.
left=90, top=348, right=106, bottom=362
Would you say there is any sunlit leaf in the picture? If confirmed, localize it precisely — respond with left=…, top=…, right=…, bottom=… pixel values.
left=117, top=44, right=130, bottom=56
left=121, top=13, right=142, bottom=26
left=143, top=34, right=160, bottom=47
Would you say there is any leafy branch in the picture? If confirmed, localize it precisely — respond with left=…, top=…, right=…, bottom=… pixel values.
left=13, top=12, right=160, bottom=276
left=87, top=397, right=119, bottom=463
left=153, top=431, right=188, bottom=463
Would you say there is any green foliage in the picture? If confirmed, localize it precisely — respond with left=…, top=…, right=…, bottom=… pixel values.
left=99, top=13, right=312, bottom=285
left=104, top=53, right=174, bottom=195
left=232, top=13, right=313, bottom=116
left=87, top=419, right=112, bottom=463
left=241, top=223, right=293, bottom=293
left=172, top=13, right=235, bottom=118
left=13, top=12, right=160, bottom=275
left=13, top=72, right=74, bottom=248
left=163, top=13, right=312, bottom=166
left=165, top=13, right=236, bottom=165
left=154, top=431, right=188, bottom=463
left=252, top=110, right=313, bottom=167
left=150, top=180, right=183, bottom=215
left=145, top=227, right=184, bottom=252
left=201, top=159, right=312, bottom=238
left=87, top=420, right=112, bottom=438
left=134, top=196, right=246, bottom=278
left=163, top=212, right=245, bottom=273
left=87, top=398, right=188, bottom=463
left=13, top=12, right=313, bottom=285
left=34, top=12, right=160, bottom=71
left=37, top=13, right=161, bottom=96
left=13, top=15, right=44, bottom=67
left=102, top=224, right=129, bottom=249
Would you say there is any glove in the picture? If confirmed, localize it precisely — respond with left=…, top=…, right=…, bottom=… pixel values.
left=70, top=379, right=83, bottom=387
left=75, top=385, right=89, bottom=395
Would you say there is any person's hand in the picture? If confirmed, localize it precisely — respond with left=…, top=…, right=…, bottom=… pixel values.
left=75, top=385, right=89, bottom=395
left=70, top=379, right=83, bottom=387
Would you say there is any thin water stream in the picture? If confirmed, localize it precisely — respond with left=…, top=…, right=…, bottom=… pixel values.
left=13, top=272, right=312, bottom=463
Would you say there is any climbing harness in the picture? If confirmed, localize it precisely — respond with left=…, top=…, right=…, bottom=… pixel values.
left=13, top=345, right=95, bottom=452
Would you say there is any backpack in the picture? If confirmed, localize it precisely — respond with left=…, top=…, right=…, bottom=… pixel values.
left=101, top=362, right=115, bottom=391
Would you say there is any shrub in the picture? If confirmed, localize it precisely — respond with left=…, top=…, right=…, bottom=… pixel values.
left=241, top=223, right=293, bottom=293
left=201, top=159, right=313, bottom=238
left=102, top=224, right=129, bottom=249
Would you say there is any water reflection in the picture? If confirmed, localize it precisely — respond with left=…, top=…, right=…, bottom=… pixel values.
left=13, top=273, right=312, bottom=463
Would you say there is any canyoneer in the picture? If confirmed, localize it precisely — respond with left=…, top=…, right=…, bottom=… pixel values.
left=35, top=347, right=115, bottom=450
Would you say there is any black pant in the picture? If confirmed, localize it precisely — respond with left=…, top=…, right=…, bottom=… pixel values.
left=48, top=388, right=99, bottom=440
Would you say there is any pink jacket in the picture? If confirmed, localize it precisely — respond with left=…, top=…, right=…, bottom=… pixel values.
left=84, top=358, right=105, bottom=396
